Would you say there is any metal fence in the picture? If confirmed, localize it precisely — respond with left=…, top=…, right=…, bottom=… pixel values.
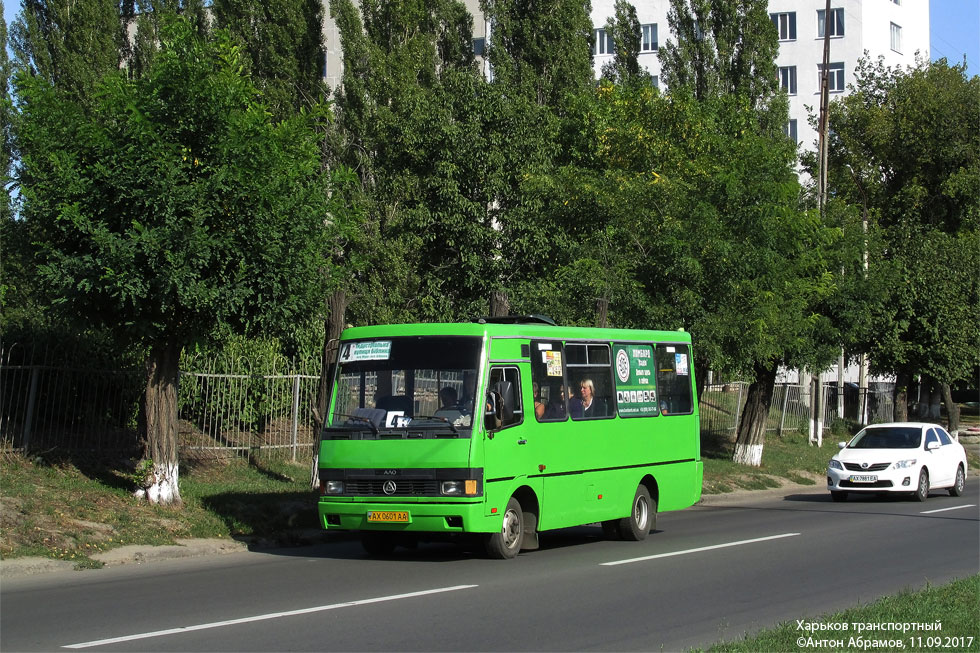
left=1, top=344, right=321, bottom=461
left=2, top=344, right=900, bottom=458
left=699, top=381, right=897, bottom=439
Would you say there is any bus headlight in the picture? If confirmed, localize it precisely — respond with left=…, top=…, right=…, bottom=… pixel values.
left=441, top=480, right=478, bottom=496
left=322, top=480, right=344, bottom=495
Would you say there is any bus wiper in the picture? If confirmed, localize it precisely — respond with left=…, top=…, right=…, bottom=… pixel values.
left=330, top=413, right=379, bottom=435
left=414, top=416, right=460, bottom=435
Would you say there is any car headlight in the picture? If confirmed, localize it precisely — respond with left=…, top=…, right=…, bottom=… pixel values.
left=829, top=459, right=843, bottom=471
left=892, top=459, right=917, bottom=470
left=440, top=480, right=478, bottom=496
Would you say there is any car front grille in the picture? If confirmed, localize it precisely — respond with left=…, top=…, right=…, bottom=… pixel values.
left=843, top=462, right=891, bottom=472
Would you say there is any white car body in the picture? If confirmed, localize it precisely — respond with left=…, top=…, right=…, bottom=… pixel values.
left=827, top=422, right=968, bottom=501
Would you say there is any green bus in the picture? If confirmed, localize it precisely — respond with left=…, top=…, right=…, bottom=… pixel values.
left=317, top=316, right=702, bottom=558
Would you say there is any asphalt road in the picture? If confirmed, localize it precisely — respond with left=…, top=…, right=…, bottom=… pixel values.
left=2, top=481, right=977, bottom=652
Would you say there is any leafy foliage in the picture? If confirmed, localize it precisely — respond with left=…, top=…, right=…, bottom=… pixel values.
left=825, top=58, right=980, bottom=388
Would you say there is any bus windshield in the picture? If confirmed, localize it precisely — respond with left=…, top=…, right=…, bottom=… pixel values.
left=328, top=336, right=482, bottom=435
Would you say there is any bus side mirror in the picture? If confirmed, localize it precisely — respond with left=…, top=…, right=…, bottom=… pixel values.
left=485, top=391, right=503, bottom=432
left=494, top=381, right=516, bottom=423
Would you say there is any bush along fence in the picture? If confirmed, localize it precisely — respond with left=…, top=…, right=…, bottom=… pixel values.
left=2, top=343, right=897, bottom=459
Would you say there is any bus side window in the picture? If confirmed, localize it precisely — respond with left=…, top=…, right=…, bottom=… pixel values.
left=489, top=366, right=523, bottom=428
left=654, top=344, right=693, bottom=415
left=530, top=341, right=568, bottom=422
left=567, top=343, right=615, bottom=420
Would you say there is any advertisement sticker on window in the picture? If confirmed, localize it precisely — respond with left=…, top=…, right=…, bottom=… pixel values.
left=613, top=344, right=658, bottom=416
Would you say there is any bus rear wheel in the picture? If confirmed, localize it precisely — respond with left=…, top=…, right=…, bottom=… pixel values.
left=618, top=485, right=655, bottom=541
left=484, top=497, right=523, bottom=559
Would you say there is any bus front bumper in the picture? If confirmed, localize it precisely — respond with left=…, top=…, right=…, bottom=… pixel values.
left=318, top=498, right=494, bottom=534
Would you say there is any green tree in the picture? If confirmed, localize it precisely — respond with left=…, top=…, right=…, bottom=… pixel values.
left=825, top=58, right=980, bottom=425
left=600, top=0, right=652, bottom=87
left=658, top=0, right=780, bottom=121
left=212, top=0, right=327, bottom=119
left=330, top=0, right=501, bottom=322
left=14, top=17, right=346, bottom=503
left=9, top=0, right=125, bottom=103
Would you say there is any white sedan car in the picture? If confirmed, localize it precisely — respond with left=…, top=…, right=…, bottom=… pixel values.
left=827, top=422, right=968, bottom=502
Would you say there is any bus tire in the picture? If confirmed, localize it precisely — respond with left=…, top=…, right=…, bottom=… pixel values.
left=618, top=485, right=654, bottom=541
left=484, top=497, right=523, bottom=559
left=361, top=532, right=396, bottom=556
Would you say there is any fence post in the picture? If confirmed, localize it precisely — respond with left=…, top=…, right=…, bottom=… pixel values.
left=778, top=382, right=790, bottom=437
left=291, top=375, right=301, bottom=462
left=22, top=367, right=41, bottom=450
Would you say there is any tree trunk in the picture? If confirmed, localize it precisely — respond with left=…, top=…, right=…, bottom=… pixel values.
left=490, top=290, right=510, bottom=318
left=139, top=339, right=182, bottom=505
left=314, top=289, right=347, bottom=431
left=596, top=297, right=609, bottom=328
left=732, top=363, right=778, bottom=467
left=941, top=383, right=960, bottom=433
left=695, top=358, right=709, bottom=407
left=893, top=370, right=911, bottom=422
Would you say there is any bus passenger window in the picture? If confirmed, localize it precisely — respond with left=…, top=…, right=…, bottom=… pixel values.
left=530, top=341, right=568, bottom=422
left=654, top=344, right=693, bottom=415
left=566, top=343, right=615, bottom=420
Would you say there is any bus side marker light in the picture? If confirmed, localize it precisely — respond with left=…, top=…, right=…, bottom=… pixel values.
left=598, top=494, right=603, bottom=500
left=539, top=464, right=546, bottom=472
left=491, top=508, right=498, bottom=514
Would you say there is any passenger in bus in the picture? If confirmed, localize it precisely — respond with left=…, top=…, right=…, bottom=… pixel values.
left=439, top=386, right=459, bottom=410
left=568, top=383, right=584, bottom=418
left=544, top=384, right=569, bottom=419
left=579, top=378, right=605, bottom=418
left=532, top=382, right=546, bottom=419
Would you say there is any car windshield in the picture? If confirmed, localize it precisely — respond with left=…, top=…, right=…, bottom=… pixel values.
left=328, top=336, right=481, bottom=436
left=848, top=426, right=921, bottom=449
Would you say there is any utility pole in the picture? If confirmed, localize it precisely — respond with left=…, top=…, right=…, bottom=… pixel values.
left=811, top=0, right=832, bottom=445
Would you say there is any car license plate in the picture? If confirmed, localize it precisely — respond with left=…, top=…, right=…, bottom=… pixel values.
left=366, top=510, right=410, bottom=523
left=849, top=475, right=877, bottom=483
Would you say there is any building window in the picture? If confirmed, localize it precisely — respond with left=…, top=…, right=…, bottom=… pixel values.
left=641, top=24, right=658, bottom=52
left=890, top=23, right=902, bottom=53
left=770, top=12, right=797, bottom=41
left=472, top=38, right=486, bottom=57
left=817, top=8, right=845, bottom=37
left=819, top=62, right=845, bottom=92
left=593, top=28, right=614, bottom=55
left=785, top=119, right=798, bottom=144
left=651, top=75, right=659, bottom=89
left=779, top=66, right=797, bottom=95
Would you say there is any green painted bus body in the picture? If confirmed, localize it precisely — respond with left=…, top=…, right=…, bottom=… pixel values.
left=317, top=322, right=702, bottom=539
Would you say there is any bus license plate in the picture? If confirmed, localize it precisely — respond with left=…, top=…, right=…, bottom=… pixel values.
left=367, top=510, right=410, bottom=523
left=849, top=475, right=877, bottom=483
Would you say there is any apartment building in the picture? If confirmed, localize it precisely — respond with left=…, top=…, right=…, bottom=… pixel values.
left=322, top=1, right=929, bottom=156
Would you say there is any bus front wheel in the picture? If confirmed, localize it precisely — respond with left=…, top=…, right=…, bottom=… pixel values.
left=484, top=497, right=524, bottom=559
left=618, top=485, right=655, bottom=541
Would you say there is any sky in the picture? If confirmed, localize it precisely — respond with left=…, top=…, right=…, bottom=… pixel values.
left=2, top=0, right=978, bottom=77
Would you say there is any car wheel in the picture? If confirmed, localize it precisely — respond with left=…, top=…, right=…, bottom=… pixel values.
left=484, top=497, right=523, bottom=559
left=617, top=485, right=655, bottom=541
left=831, top=491, right=847, bottom=502
left=913, top=468, right=929, bottom=502
left=949, top=465, right=965, bottom=497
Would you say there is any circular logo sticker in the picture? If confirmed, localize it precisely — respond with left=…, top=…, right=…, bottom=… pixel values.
left=616, top=349, right=631, bottom=383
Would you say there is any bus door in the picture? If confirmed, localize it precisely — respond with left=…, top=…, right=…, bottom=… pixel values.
left=482, top=364, right=533, bottom=513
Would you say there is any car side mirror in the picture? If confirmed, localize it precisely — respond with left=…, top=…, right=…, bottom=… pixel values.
left=926, top=440, right=941, bottom=451
left=837, top=441, right=847, bottom=450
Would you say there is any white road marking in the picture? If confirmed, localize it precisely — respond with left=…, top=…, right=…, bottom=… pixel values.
left=63, top=585, right=478, bottom=649
left=920, top=504, right=976, bottom=514
left=600, top=533, right=801, bottom=567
